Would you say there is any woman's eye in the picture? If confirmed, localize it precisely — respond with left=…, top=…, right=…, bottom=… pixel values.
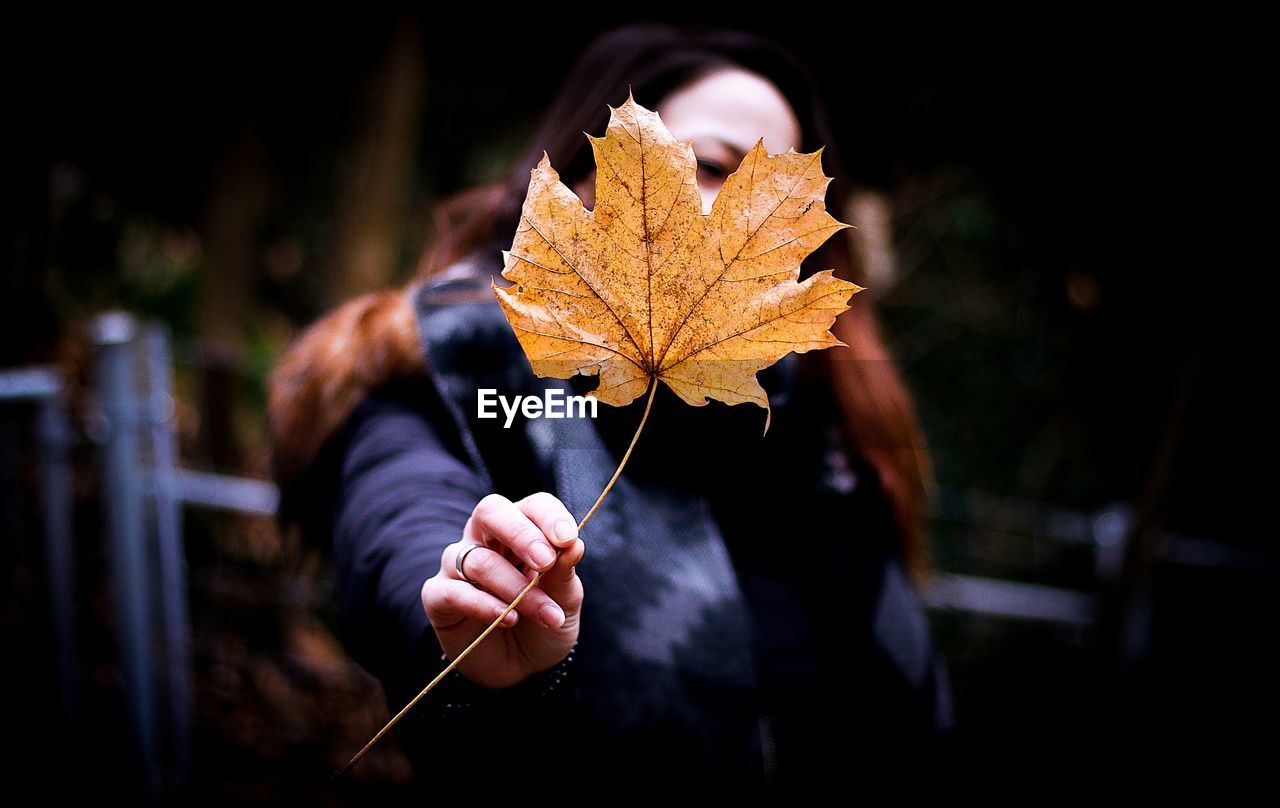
left=696, top=158, right=726, bottom=179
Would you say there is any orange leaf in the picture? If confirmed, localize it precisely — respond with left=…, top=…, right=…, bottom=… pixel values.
left=492, top=91, right=863, bottom=435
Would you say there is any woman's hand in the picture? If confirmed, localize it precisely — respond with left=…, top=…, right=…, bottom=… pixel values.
left=421, top=492, right=585, bottom=689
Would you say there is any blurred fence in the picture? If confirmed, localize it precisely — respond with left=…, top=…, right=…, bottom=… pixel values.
left=0, top=309, right=1254, bottom=798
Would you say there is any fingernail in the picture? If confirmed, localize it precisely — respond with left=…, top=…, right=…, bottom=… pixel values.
left=554, top=520, right=578, bottom=543
left=539, top=603, right=565, bottom=629
left=531, top=542, right=556, bottom=569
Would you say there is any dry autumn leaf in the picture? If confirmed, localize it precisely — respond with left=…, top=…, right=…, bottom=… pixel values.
left=491, top=89, right=863, bottom=434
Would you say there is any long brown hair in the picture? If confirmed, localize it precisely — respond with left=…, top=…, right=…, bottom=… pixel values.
left=269, top=22, right=936, bottom=579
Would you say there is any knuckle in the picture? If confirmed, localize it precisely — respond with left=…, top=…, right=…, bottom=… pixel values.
left=509, top=520, right=545, bottom=548
left=566, top=576, right=584, bottom=605
left=441, top=540, right=461, bottom=566
left=469, top=548, right=503, bottom=578
left=422, top=588, right=446, bottom=616
left=475, top=492, right=509, bottom=518
left=522, top=491, right=559, bottom=512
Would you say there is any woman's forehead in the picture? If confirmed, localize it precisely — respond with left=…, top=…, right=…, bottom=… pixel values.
left=655, top=67, right=802, bottom=157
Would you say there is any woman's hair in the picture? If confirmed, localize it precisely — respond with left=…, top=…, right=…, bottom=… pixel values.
left=269, top=22, right=936, bottom=579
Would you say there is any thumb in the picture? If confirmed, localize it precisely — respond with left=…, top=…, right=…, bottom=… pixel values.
left=537, top=537, right=585, bottom=619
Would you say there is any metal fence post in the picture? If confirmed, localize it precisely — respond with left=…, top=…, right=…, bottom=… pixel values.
left=36, top=374, right=77, bottom=728
left=92, top=312, right=158, bottom=798
left=143, top=323, right=191, bottom=790
left=1, top=366, right=78, bottom=730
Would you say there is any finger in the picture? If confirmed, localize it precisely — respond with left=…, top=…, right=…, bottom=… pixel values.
left=461, top=513, right=506, bottom=558
left=443, top=540, right=564, bottom=627
left=537, top=537, right=585, bottom=619
left=462, top=516, right=527, bottom=574
left=515, top=492, right=580, bottom=550
left=470, top=493, right=560, bottom=573
left=422, top=576, right=520, bottom=631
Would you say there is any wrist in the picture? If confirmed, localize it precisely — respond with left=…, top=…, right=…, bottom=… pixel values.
left=433, top=642, right=578, bottom=717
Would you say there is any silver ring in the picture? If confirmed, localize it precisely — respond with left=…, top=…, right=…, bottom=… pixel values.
left=455, top=542, right=483, bottom=585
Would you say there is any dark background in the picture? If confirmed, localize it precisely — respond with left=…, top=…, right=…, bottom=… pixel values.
left=2, top=6, right=1268, bottom=800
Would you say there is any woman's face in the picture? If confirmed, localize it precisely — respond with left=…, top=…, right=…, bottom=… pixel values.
left=573, top=67, right=803, bottom=214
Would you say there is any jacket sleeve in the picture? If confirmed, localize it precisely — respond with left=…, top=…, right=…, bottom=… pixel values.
left=328, top=380, right=577, bottom=768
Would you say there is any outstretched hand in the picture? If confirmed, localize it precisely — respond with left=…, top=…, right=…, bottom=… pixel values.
left=422, top=492, right=585, bottom=689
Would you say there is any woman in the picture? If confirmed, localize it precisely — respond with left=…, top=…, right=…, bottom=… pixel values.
left=269, top=23, right=953, bottom=795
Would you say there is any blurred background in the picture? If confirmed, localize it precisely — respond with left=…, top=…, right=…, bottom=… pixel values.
left=2, top=6, right=1268, bottom=802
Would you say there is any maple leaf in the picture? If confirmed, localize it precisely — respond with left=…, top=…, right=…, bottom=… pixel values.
left=491, top=90, right=863, bottom=435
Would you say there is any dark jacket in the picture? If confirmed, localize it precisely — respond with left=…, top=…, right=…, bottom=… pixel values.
left=323, top=251, right=954, bottom=796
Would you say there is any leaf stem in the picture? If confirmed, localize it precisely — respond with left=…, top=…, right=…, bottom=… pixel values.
left=336, top=376, right=659, bottom=779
